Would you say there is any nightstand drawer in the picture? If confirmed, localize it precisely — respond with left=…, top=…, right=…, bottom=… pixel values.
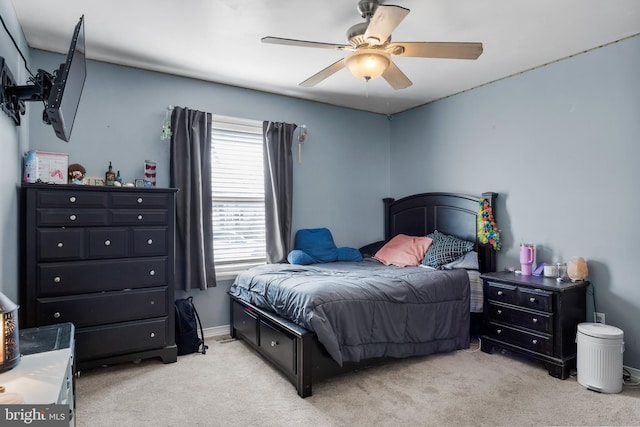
left=486, top=282, right=518, bottom=304
left=518, top=288, right=552, bottom=312
left=486, top=322, right=553, bottom=356
left=487, top=302, right=553, bottom=334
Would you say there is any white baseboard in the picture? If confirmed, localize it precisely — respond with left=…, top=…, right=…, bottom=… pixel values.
left=203, top=324, right=231, bottom=339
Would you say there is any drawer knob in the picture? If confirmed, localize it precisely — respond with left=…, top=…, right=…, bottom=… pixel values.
left=137, top=197, right=143, bottom=204
left=104, top=239, right=111, bottom=246
left=147, top=239, right=153, bottom=245
left=529, top=297, right=536, bottom=303
left=69, top=214, right=77, bottom=221
left=54, top=276, right=61, bottom=283
left=54, top=312, right=61, bottom=319
left=497, top=290, right=503, bottom=296
left=69, top=196, right=76, bottom=203
left=496, top=309, right=502, bottom=315
left=57, top=242, right=64, bottom=248
left=496, top=329, right=502, bottom=334
left=271, top=340, right=278, bottom=347
left=150, top=300, right=155, bottom=305
left=150, top=332, right=155, bottom=338
left=532, top=339, right=538, bottom=345
left=532, top=318, right=538, bottom=323
left=137, top=214, right=143, bottom=220
left=149, top=270, right=156, bottom=276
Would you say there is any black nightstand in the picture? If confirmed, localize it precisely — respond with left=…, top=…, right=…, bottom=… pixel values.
left=480, top=271, right=588, bottom=379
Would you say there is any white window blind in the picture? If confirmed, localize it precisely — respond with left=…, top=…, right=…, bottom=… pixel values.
left=211, top=115, right=266, bottom=276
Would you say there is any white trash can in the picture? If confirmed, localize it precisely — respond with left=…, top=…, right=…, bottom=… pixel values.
left=576, top=322, right=624, bottom=393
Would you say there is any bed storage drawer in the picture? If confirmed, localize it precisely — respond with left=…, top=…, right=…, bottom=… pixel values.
left=260, top=320, right=296, bottom=375
left=233, top=301, right=258, bottom=346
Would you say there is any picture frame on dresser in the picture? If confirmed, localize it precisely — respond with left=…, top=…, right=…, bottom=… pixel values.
left=480, top=271, right=588, bottom=379
left=20, top=183, right=179, bottom=371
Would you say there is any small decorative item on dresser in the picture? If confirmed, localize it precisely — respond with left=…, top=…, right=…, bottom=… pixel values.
left=105, top=161, right=116, bottom=185
left=567, top=256, right=588, bottom=281
left=0, top=291, right=20, bottom=372
left=68, top=163, right=86, bottom=184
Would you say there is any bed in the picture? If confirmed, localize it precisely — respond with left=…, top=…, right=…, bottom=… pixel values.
left=228, top=191, right=498, bottom=397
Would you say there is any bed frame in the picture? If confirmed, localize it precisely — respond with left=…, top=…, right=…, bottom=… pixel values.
left=229, top=191, right=498, bottom=397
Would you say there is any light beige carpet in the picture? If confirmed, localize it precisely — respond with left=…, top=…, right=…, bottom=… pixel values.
left=75, top=337, right=640, bottom=426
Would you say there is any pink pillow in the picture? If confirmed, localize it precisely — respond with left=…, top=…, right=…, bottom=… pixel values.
left=374, top=234, right=433, bottom=267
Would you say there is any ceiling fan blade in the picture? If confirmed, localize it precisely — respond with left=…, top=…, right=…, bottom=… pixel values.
left=392, top=42, right=483, bottom=59
left=364, top=5, right=410, bottom=46
left=300, top=59, right=346, bottom=87
left=382, top=61, right=412, bottom=90
left=262, top=36, right=351, bottom=51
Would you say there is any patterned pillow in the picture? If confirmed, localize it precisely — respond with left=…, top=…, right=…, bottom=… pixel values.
left=422, top=230, right=474, bottom=269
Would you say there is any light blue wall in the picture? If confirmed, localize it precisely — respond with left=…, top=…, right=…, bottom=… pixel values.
left=390, top=35, right=640, bottom=368
left=27, top=49, right=391, bottom=329
left=0, top=0, right=30, bottom=302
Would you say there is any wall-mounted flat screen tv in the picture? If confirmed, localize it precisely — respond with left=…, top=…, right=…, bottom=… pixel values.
left=45, top=15, right=86, bottom=142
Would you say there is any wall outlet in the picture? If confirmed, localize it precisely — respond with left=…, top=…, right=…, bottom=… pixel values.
left=594, top=312, right=606, bottom=324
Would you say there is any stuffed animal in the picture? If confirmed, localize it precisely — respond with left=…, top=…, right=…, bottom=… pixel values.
left=68, top=163, right=86, bottom=184
left=477, top=199, right=501, bottom=251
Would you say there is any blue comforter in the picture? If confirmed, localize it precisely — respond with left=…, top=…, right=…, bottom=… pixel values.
left=229, top=258, right=470, bottom=365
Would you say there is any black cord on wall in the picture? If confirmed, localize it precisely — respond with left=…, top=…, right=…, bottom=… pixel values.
left=0, top=12, right=34, bottom=77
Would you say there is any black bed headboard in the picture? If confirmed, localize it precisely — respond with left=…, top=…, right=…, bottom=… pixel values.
left=383, top=192, right=498, bottom=273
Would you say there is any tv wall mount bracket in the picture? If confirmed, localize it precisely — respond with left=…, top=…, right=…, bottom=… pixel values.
left=0, top=56, right=55, bottom=126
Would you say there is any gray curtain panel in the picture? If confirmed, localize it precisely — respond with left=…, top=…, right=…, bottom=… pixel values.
left=263, top=121, right=296, bottom=263
left=170, top=107, right=216, bottom=290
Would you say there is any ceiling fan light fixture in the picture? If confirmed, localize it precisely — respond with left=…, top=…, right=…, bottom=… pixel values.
left=345, top=49, right=390, bottom=82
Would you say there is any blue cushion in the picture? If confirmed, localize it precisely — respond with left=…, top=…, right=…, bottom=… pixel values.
left=287, top=228, right=362, bottom=265
left=336, top=246, right=363, bottom=262
left=287, top=249, right=315, bottom=265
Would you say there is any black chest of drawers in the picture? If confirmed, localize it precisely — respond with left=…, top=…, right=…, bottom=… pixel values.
left=480, top=271, right=588, bottom=379
left=21, top=184, right=178, bottom=370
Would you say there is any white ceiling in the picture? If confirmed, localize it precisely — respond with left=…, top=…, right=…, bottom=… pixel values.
left=10, top=0, right=640, bottom=115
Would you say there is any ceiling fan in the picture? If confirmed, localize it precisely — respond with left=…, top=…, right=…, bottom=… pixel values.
left=262, top=0, right=483, bottom=90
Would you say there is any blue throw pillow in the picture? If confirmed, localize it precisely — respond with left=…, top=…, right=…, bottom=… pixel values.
left=287, top=228, right=362, bottom=265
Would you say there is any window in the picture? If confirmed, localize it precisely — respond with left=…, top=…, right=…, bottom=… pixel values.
left=211, top=115, right=266, bottom=277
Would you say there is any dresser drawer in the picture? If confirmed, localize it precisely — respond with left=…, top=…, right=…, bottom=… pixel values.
left=111, top=193, right=170, bottom=208
left=36, top=287, right=168, bottom=327
left=486, top=322, right=553, bottom=356
left=37, top=209, right=108, bottom=226
left=75, top=317, right=169, bottom=361
left=37, top=190, right=108, bottom=208
left=87, top=227, right=128, bottom=258
left=486, top=282, right=518, bottom=304
left=111, top=210, right=168, bottom=226
left=518, top=288, right=553, bottom=312
left=233, top=301, right=258, bottom=346
left=133, top=228, right=168, bottom=256
left=487, top=302, right=553, bottom=334
left=260, top=320, right=296, bottom=375
left=37, top=257, right=168, bottom=296
left=37, top=229, right=84, bottom=261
